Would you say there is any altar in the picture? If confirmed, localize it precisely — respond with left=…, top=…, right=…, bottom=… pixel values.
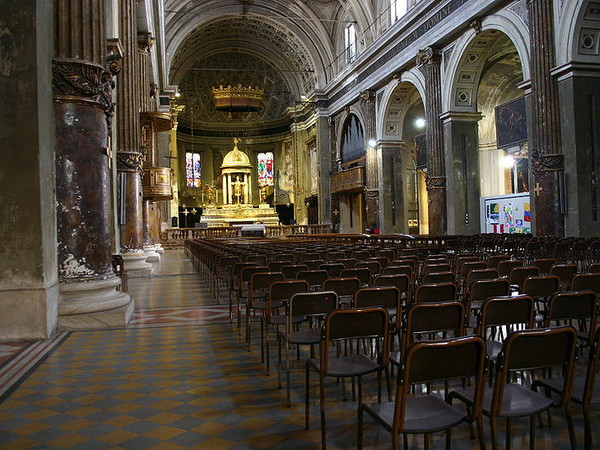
left=199, top=138, right=279, bottom=228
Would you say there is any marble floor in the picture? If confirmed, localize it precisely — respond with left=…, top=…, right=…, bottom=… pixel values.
left=0, top=249, right=596, bottom=449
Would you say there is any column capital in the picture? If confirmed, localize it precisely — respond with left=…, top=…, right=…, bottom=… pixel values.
left=416, top=47, right=441, bottom=67
left=137, top=32, right=155, bottom=52
left=426, top=175, right=447, bottom=191
left=440, top=111, right=483, bottom=123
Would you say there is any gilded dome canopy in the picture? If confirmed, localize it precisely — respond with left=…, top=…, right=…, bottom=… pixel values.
left=221, top=137, right=252, bottom=169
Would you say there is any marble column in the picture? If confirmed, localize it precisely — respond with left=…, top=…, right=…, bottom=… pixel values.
left=361, top=90, right=379, bottom=232
left=417, top=47, right=447, bottom=235
left=53, top=0, right=133, bottom=329
left=317, top=114, right=332, bottom=225
left=528, top=0, right=564, bottom=236
left=116, top=0, right=152, bottom=276
left=378, top=142, right=405, bottom=234
left=0, top=0, right=58, bottom=340
left=555, top=64, right=600, bottom=237
left=441, top=111, right=482, bottom=235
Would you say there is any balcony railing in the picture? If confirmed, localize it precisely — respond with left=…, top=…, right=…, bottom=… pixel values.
left=330, top=166, right=365, bottom=194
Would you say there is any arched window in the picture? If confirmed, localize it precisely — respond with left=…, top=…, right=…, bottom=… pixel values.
left=257, top=152, right=274, bottom=187
left=341, top=115, right=365, bottom=164
left=391, top=0, right=408, bottom=23
left=345, top=23, right=357, bottom=63
left=186, top=151, right=201, bottom=188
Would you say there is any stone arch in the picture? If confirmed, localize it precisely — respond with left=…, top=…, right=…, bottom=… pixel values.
left=376, top=68, right=426, bottom=141
left=377, top=74, right=427, bottom=234
left=442, top=11, right=530, bottom=113
left=557, top=0, right=600, bottom=65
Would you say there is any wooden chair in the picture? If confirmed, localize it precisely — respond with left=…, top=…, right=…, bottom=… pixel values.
left=277, top=290, right=338, bottom=405
left=359, top=335, right=486, bottom=450
left=413, top=282, right=457, bottom=304
left=449, top=326, right=578, bottom=450
left=533, top=327, right=600, bottom=449
left=305, top=307, right=390, bottom=449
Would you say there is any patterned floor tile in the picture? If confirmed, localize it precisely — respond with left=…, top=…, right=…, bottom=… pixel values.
left=0, top=249, right=598, bottom=449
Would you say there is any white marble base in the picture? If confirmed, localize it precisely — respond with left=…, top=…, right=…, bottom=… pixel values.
left=58, top=276, right=134, bottom=330
left=143, top=245, right=161, bottom=262
left=0, top=283, right=60, bottom=341
left=122, top=251, right=153, bottom=277
left=154, top=244, right=165, bottom=254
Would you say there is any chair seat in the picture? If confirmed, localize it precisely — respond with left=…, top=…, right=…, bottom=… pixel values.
left=308, top=353, right=380, bottom=377
left=453, top=383, right=555, bottom=417
left=270, top=314, right=306, bottom=326
left=535, top=375, right=600, bottom=405
left=362, top=395, right=466, bottom=434
left=486, top=340, right=502, bottom=360
left=280, top=329, right=321, bottom=345
left=252, top=300, right=284, bottom=310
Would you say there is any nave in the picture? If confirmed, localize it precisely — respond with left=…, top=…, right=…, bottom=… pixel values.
left=0, top=250, right=593, bottom=449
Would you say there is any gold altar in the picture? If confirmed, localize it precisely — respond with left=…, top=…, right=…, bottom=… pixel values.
left=200, top=138, right=279, bottom=227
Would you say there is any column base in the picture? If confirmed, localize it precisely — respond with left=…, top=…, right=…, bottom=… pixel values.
left=122, top=251, right=154, bottom=277
left=144, top=245, right=161, bottom=262
left=154, top=244, right=165, bottom=254
left=58, top=276, right=134, bottom=330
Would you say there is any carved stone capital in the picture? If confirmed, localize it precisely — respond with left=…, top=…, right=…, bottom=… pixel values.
left=137, top=32, right=155, bottom=52
left=470, top=18, right=482, bottom=34
left=416, top=47, right=440, bottom=67
left=52, top=58, right=114, bottom=112
left=360, top=90, right=375, bottom=104
left=531, top=149, right=564, bottom=177
left=117, top=151, right=145, bottom=173
left=366, top=189, right=379, bottom=199
left=106, top=38, right=123, bottom=76
left=426, top=175, right=447, bottom=190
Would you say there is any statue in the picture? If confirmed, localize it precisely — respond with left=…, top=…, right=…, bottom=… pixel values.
left=204, top=184, right=215, bottom=204
left=260, top=185, right=268, bottom=204
left=232, top=175, right=245, bottom=204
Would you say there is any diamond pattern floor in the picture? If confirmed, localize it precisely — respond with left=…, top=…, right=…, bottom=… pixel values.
left=0, top=249, right=597, bottom=449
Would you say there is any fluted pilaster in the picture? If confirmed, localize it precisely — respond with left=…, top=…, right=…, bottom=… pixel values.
left=528, top=0, right=564, bottom=236
left=417, top=47, right=447, bottom=235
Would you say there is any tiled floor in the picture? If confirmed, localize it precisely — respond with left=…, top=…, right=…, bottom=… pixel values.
left=0, top=249, right=597, bottom=449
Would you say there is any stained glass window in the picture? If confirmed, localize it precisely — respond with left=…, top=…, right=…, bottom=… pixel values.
left=186, top=152, right=201, bottom=188
left=257, top=152, right=274, bottom=187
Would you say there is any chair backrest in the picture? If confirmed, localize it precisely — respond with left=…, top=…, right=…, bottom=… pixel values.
left=266, top=280, right=309, bottom=321
left=394, top=257, right=417, bottom=272
left=246, top=254, right=268, bottom=265
left=382, top=264, right=413, bottom=278
left=421, top=271, right=455, bottom=285
left=414, top=282, right=457, bottom=303
left=318, top=262, right=345, bottom=278
left=355, top=286, right=400, bottom=309
left=464, top=268, right=499, bottom=293
left=281, top=264, right=309, bottom=279
left=494, top=327, right=578, bottom=409
left=401, top=301, right=466, bottom=350
left=549, top=264, right=578, bottom=287
left=340, top=267, right=371, bottom=285
left=369, top=256, right=390, bottom=269
left=300, top=252, right=320, bottom=262
left=320, top=307, right=390, bottom=372
left=250, top=269, right=283, bottom=306
left=571, top=273, right=600, bottom=296
left=322, top=277, right=361, bottom=298
left=460, top=261, right=489, bottom=280
left=355, top=261, right=381, bottom=279
left=336, top=258, right=358, bottom=269
left=240, top=265, right=269, bottom=284
left=531, top=258, right=556, bottom=275
left=289, top=291, right=338, bottom=319
left=477, top=295, right=535, bottom=334
left=232, top=261, right=257, bottom=281
left=521, top=275, right=560, bottom=298
left=583, top=327, right=600, bottom=407
left=497, top=259, right=523, bottom=278
left=303, top=259, right=325, bottom=270
left=508, top=266, right=541, bottom=290
left=394, top=336, right=486, bottom=430
left=487, top=254, right=510, bottom=269
left=296, top=269, right=329, bottom=289
left=468, top=278, right=510, bottom=303
left=268, top=260, right=290, bottom=272
left=544, top=290, right=598, bottom=328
